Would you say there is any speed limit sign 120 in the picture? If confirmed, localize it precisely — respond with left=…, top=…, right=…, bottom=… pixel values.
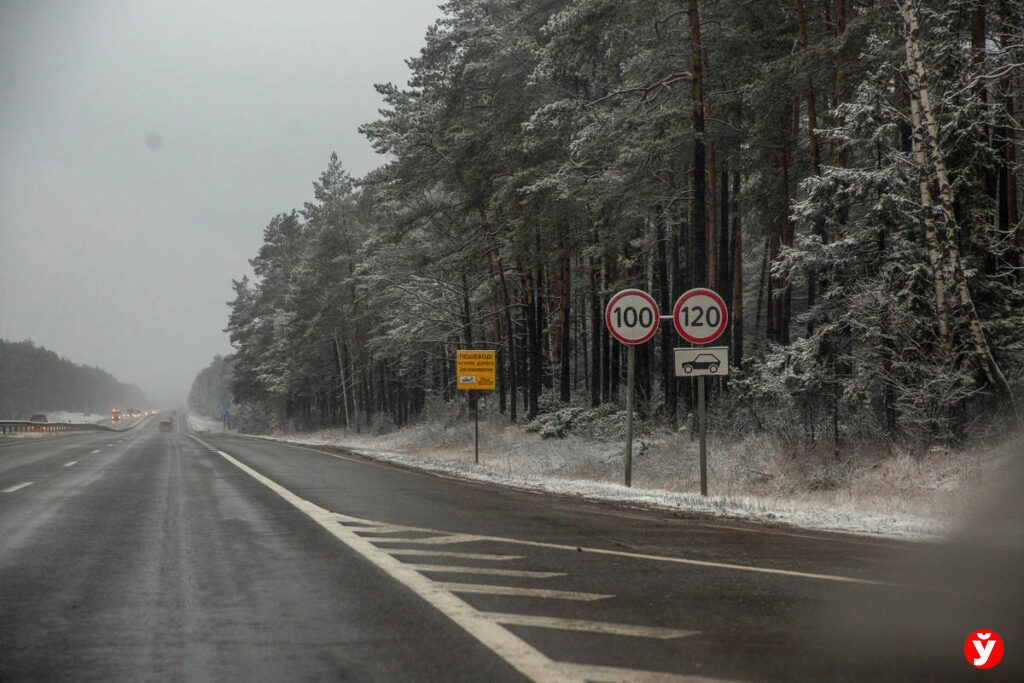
left=606, top=289, right=660, bottom=345
left=673, top=288, right=728, bottom=344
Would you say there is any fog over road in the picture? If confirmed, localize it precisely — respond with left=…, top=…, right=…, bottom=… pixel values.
left=1, top=423, right=1019, bottom=681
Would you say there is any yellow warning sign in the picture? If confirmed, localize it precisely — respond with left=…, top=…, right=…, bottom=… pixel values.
left=456, top=350, right=496, bottom=390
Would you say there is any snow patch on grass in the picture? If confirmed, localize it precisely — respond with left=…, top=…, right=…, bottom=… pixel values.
left=42, top=412, right=108, bottom=424
left=252, top=413, right=1021, bottom=541
left=188, top=413, right=224, bottom=433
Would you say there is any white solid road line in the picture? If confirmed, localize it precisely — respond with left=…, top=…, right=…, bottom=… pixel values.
left=64, top=461, right=78, bottom=467
left=2, top=482, right=34, bottom=493
left=480, top=613, right=699, bottom=640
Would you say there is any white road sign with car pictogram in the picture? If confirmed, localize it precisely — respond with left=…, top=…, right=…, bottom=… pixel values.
left=674, top=346, right=729, bottom=377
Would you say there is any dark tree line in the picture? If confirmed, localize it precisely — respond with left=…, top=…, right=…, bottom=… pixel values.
left=0, top=339, right=147, bottom=418
left=215, top=0, right=1023, bottom=450
left=188, top=355, right=234, bottom=419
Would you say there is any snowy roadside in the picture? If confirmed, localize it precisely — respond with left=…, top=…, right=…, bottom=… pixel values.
left=194, top=413, right=1021, bottom=542
left=188, top=414, right=224, bottom=433
left=47, top=411, right=110, bottom=424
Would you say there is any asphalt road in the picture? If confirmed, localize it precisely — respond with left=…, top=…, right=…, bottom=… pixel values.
left=1, top=423, right=1020, bottom=682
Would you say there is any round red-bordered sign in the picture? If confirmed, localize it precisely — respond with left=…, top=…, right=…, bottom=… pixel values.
left=673, top=288, right=728, bottom=344
left=605, top=289, right=660, bottom=345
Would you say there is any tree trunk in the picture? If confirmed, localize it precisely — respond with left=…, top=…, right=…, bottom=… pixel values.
left=758, top=233, right=770, bottom=350
left=835, top=0, right=847, bottom=168
left=590, top=256, right=602, bottom=408
left=797, top=0, right=825, bottom=327
left=999, top=1, right=1020, bottom=279
left=688, top=0, right=708, bottom=289
left=718, top=166, right=731, bottom=309
left=480, top=207, right=519, bottom=423
left=519, top=257, right=541, bottom=420
left=907, top=71, right=953, bottom=357
left=655, top=206, right=676, bottom=422
left=731, top=171, right=744, bottom=369
left=606, top=254, right=620, bottom=401
left=559, top=241, right=572, bottom=403
left=331, top=332, right=350, bottom=430
left=489, top=288, right=506, bottom=415
left=901, top=0, right=1018, bottom=417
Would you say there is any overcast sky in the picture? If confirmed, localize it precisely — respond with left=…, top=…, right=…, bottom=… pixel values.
left=0, top=0, right=443, bottom=407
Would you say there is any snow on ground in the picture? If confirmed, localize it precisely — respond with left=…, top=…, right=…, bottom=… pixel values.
left=1, top=412, right=112, bottom=441
left=47, top=412, right=109, bottom=424
left=237, top=413, right=1021, bottom=542
left=188, top=414, right=224, bottom=433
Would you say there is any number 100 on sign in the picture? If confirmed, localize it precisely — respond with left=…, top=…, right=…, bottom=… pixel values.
left=606, top=289, right=660, bottom=344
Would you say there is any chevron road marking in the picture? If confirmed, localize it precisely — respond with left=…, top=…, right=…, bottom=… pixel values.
left=435, top=582, right=611, bottom=601
left=480, top=613, right=699, bottom=640
left=407, top=564, right=565, bottom=579
left=200, top=440, right=725, bottom=683
left=386, top=549, right=524, bottom=561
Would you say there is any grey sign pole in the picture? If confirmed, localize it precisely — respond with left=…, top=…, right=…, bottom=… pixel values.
left=474, top=397, right=479, bottom=464
left=625, top=345, right=635, bottom=487
left=606, top=289, right=659, bottom=489
left=698, top=375, right=707, bottom=496
left=674, top=347, right=728, bottom=498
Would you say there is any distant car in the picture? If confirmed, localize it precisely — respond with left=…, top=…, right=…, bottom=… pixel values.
left=681, top=354, right=720, bottom=374
left=158, top=419, right=175, bottom=432
left=29, top=413, right=49, bottom=423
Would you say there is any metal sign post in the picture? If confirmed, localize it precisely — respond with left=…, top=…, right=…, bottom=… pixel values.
left=672, top=289, right=729, bottom=497
left=674, top=348, right=730, bottom=498
left=625, top=345, right=635, bottom=487
left=606, top=289, right=659, bottom=487
left=698, top=376, right=707, bottom=496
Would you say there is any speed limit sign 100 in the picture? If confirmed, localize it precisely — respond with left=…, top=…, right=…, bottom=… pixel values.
left=673, top=288, right=728, bottom=344
left=606, top=289, right=660, bottom=345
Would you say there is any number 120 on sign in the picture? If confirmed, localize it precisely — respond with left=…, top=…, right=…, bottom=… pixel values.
left=673, top=288, right=728, bottom=345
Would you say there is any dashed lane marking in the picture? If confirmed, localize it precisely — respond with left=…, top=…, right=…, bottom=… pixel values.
left=64, top=461, right=78, bottom=468
left=90, top=450, right=101, bottom=454
left=3, top=482, right=34, bottom=493
left=480, top=613, right=699, bottom=640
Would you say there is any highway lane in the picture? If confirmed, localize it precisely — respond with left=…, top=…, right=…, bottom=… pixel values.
left=192, top=434, right=1023, bottom=682
left=2, top=426, right=1019, bottom=681
left=0, top=427, right=522, bottom=682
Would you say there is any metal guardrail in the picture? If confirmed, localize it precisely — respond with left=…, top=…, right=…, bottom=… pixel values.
left=0, top=420, right=116, bottom=435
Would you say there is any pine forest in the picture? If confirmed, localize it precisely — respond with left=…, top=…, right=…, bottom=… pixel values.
left=216, top=0, right=1023, bottom=453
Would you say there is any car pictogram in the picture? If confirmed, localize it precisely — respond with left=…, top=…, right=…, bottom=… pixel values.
left=681, top=353, right=721, bottom=374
